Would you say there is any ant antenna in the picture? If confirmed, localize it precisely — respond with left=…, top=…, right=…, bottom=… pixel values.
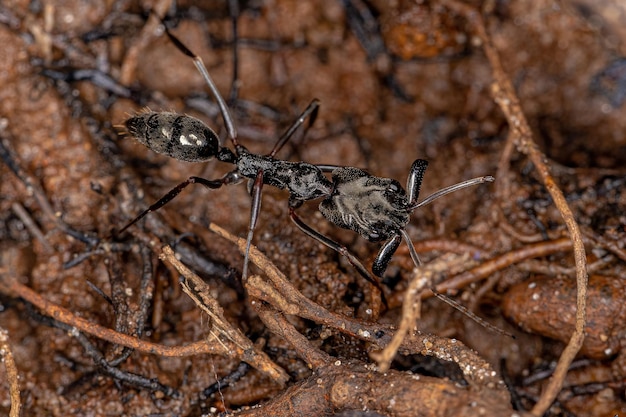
left=400, top=228, right=422, bottom=267
left=430, top=288, right=515, bottom=338
left=411, top=176, right=494, bottom=211
left=399, top=174, right=494, bottom=269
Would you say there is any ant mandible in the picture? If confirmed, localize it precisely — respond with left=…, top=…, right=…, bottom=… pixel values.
left=119, top=16, right=494, bottom=300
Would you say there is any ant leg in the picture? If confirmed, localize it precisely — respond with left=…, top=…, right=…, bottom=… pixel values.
left=372, top=234, right=402, bottom=277
left=117, top=174, right=237, bottom=235
left=242, top=171, right=264, bottom=281
left=315, top=164, right=343, bottom=172
left=406, top=159, right=429, bottom=205
left=41, top=68, right=132, bottom=98
left=155, top=14, right=239, bottom=147
left=268, top=99, right=320, bottom=157
left=410, top=175, right=495, bottom=210
left=288, top=206, right=387, bottom=306
left=227, top=0, right=240, bottom=103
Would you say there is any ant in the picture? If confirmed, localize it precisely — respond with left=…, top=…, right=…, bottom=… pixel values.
left=118, top=16, right=494, bottom=300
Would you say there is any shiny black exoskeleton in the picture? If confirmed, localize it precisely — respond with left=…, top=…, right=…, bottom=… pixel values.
left=120, top=18, right=494, bottom=301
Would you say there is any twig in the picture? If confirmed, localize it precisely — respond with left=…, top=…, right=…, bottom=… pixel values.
left=396, top=237, right=487, bottom=259
left=581, top=225, right=626, bottom=263
left=517, top=255, right=614, bottom=277
left=441, top=2, right=589, bottom=414
left=31, top=312, right=178, bottom=397
left=209, top=222, right=392, bottom=341
left=0, top=326, right=21, bottom=417
left=200, top=361, right=250, bottom=400
left=0, top=274, right=230, bottom=357
left=254, top=302, right=332, bottom=368
left=370, top=268, right=428, bottom=372
left=159, top=245, right=289, bottom=385
left=119, top=0, right=174, bottom=85
left=11, top=202, right=54, bottom=253
left=208, top=222, right=506, bottom=389
left=436, top=237, right=572, bottom=294
left=371, top=253, right=482, bottom=371
left=0, top=138, right=99, bottom=246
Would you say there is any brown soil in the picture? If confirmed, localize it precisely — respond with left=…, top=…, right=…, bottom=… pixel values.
left=1, top=1, right=625, bottom=416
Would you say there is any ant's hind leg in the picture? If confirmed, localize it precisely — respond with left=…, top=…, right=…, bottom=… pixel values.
left=288, top=206, right=387, bottom=307
left=117, top=175, right=231, bottom=235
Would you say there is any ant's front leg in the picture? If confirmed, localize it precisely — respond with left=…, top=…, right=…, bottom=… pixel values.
left=288, top=202, right=387, bottom=308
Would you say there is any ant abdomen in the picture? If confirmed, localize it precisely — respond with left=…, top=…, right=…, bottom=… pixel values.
left=124, top=112, right=220, bottom=163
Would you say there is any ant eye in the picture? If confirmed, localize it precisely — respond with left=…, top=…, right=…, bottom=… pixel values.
left=369, top=231, right=380, bottom=240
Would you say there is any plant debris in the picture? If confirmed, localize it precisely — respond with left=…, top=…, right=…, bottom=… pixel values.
left=1, top=1, right=625, bottom=416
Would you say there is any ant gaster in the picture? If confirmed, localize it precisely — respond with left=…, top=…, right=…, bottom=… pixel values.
left=119, top=17, right=494, bottom=300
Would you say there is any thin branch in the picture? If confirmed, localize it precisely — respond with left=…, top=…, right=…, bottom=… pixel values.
left=159, top=245, right=289, bottom=385
left=254, top=303, right=332, bottom=368
left=0, top=274, right=230, bottom=357
left=441, top=2, right=589, bottom=414
left=208, top=222, right=506, bottom=389
left=370, top=268, right=428, bottom=372
left=436, top=237, right=572, bottom=294
left=0, top=326, right=21, bottom=417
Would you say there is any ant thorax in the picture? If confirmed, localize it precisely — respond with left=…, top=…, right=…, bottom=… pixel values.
left=320, top=167, right=411, bottom=242
left=236, top=151, right=333, bottom=201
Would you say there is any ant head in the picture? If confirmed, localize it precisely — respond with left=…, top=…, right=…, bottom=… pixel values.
left=320, top=167, right=411, bottom=242
left=363, top=219, right=402, bottom=242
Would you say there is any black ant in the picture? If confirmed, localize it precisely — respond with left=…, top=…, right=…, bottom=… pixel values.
left=118, top=17, right=494, bottom=300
